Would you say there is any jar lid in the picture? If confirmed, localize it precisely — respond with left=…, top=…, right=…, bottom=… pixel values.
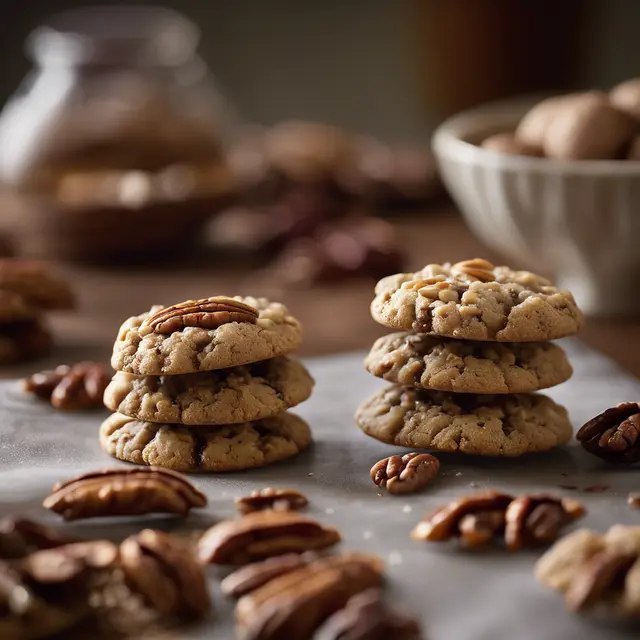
left=27, top=5, right=199, bottom=67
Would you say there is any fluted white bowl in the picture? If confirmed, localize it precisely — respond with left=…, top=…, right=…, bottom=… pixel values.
left=432, top=97, right=640, bottom=316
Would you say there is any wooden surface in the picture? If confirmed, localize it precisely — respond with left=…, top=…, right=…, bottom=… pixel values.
left=29, top=207, right=640, bottom=379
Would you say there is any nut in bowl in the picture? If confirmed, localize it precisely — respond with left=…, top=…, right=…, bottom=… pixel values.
left=432, top=84, right=640, bottom=316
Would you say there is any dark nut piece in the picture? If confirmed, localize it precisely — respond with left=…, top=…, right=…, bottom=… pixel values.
left=221, top=553, right=312, bottom=598
left=577, top=402, right=640, bottom=464
left=23, top=362, right=111, bottom=410
left=236, top=554, right=384, bottom=639
left=120, top=529, right=211, bottom=619
left=316, top=588, right=422, bottom=640
left=370, top=452, right=439, bottom=495
left=143, top=296, right=259, bottom=334
left=198, top=511, right=341, bottom=565
left=236, top=488, right=308, bottom=514
left=411, top=491, right=513, bottom=543
left=43, top=467, right=207, bottom=520
left=458, top=510, right=506, bottom=549
left=505, top=495, right=585, bottom=551
left=0, top=516, right=74, bottom=559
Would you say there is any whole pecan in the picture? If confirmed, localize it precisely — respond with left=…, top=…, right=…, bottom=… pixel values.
left=221, top=553, right=313, bottom=598
left=236, top=554, right=383, bottom=640
left=370, top=452, right=439, bottom=495
left=316, top=588, right=422, bottom=640
left=236, top=488, right=309, bottom=514
left=43, top=467, right=207, bottom=520
left=0, top=516, right=74, bottom=559
left=451, top=258, right=495, bottom=282
left=23, top=362, right=111, bottom=410
left=120, top=529, right=211, bottom=619
left=504, top=495, right=585, bottom=551
left=576, top=402, right=640, bottom=464
left=198, top=510, right=341, bottom=565
left=143, top=296, right=259, bottom=334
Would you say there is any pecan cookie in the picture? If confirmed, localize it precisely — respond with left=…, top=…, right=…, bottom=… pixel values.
left=365, top=332, right=572, bottom=394
left=370, top=260, right=583, bottom=342
left=99, top=412, right=311, bottom=472
left=111, top=296, right=303, bottom=375
left=355, top=385, right=572, bottom=456
left=104, top=356, right=314, bottom=425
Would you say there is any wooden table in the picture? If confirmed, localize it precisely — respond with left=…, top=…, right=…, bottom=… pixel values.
left=35, top=208, right=640, bottom=379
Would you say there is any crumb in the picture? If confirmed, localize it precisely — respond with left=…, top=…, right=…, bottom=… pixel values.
left=455, top=472, right=463, bottom=477
left=308, top=473, right=313, bottom=477
left=560, top=472, right=569, bottom=477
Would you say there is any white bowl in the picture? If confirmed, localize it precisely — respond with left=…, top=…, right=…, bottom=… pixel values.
left=432, top=96, right=640, bottom=317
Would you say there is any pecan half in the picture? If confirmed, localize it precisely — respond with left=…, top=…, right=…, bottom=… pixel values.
left=316, top=588, right=422, bottom=640
left=23, top=362, right=111, bottom=410
left=221, top=553, right=312, bottom=598
left=43, top=467, right=207, bottom=520
left=504, top=495, right=585, bottom=551
left=576, top=402, right=640, bottom=464
left=236, top=488, right=309, bottom=514
left=0, top=516, right=74, bottom=559
left=411, top=491, right=513, bottom=544
left=198, top=511, right=341, bottom=565
left=370, top=452, right=439, bottom=495
left=457, top=510, right=506, bottom=549
left=451, top=258, right=495, bottom=282
left=236, top=554, right=383, bottom=639
left=143, top=296, right=259, bottom=334
left=120, top=529, right=211, bottom=619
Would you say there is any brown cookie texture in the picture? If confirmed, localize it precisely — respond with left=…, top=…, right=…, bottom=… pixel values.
left=370, top=261, right=583, bottom=342
left=104, top=356, right=314, bottom=425
left=365, top=332, right=572, bottom=394
left=111, top=296, right=302, bottom=375
left=99, top=412, right=311, bottom=473
left=355, top=385, right=572, bottom=457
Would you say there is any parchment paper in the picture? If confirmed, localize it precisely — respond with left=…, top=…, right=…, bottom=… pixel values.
left=1, top=338, right=639, bottom=639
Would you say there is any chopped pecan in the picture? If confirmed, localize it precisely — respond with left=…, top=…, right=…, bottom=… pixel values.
left=504, top=495, right=585, bottom=551
left=198, top=510, right=341, bottom=565
left=576, top=402, right=640, bottom=464
left=143, top=296, right=259, bottom=334
left=23, top=362, right=111, bottom=410
left=43, top=467, right=207, bottom=520
left=221, top=553, right=312, bottom=598
left=0, top=516, right=74, bottom=559
left=236, top=488, right=309, bottom=514
left=236, top=554, right=383, bottom=640
left=120, top=529, right=211, bottom=619
left=370, top=452, right=439, bottom=495
left=317, top=588, right=422, bottom=640
left=451, top=258, right=495, bottom=282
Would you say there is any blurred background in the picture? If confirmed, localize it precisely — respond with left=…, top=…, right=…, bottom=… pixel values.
left=0, top=0, right=639, bottom=374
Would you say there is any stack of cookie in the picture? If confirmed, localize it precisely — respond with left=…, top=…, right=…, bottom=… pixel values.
left=0, top=259, right=73, bottom=364
left=356, top=259, right=584, bottom=457
left=101, top=296, right=314, bottom=473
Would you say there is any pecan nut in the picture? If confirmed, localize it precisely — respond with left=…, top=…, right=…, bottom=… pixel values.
left=120, top=529, right=211, bottom=619
left=143, top=296, right=259, bottom=334
left=23, top=362, right=111, bottom=410
left=236, top=554, right=384, bottom=640
left=451, top=258, right=496, bottom=282
left=221, top=553, right=312, bottom=598
left=504, top=495, right=585, bottom=551
left=0, top=516, right=74, bottom=559
left=370, top=452, right=439, bottom=495
left=43, top=467, right=207, bottom=520
left=236, top=488, right=309, bottom=514
left=577, top=403, right=640, bottom=464
left=198, top=510, right=341, bottom=565
left=316, top=588, right=422, bottom=640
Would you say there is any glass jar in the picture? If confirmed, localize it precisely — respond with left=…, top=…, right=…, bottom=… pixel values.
left=0, top=6, right=236, bottom=262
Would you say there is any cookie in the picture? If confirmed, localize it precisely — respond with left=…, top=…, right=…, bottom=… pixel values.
left=0, top=320, right=51, bottom=364
left=365, top=332, right=572, bottom=394
left=0, top=259, right=74, bottom=310
left=104, top=356, right=314, bottom=425
left=99, top=412, right=311, bottom=473
left=355, top=385, right=572, bottom=456
left=370, top=259, right=583, bottom=342
left=111, top=296, right=303, bottom=375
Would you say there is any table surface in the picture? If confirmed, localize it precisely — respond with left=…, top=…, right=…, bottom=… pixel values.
left=30, top=207, right=639, bottom=381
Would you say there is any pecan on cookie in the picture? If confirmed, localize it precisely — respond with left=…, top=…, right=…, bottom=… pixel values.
left=236, top=488, right=309, bottom=514
left=43, top=467, right=206, bottom=520
left=577, top=403, right=640, bottom=464
left=370, top=452, right=439, bottom=495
